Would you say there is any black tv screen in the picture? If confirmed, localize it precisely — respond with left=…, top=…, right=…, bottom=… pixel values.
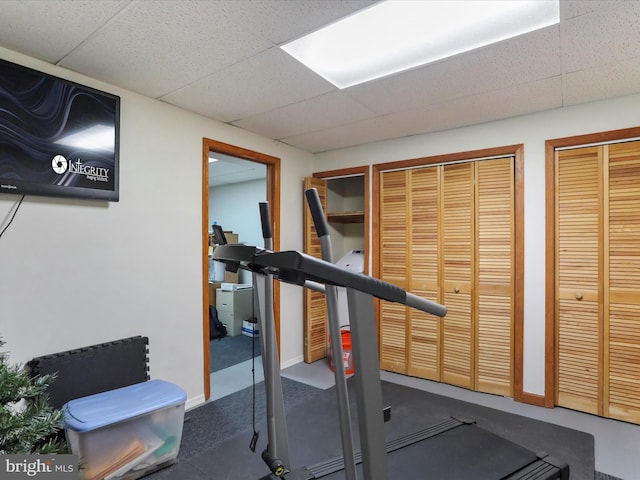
left=0, top=58, right=120, bottom=201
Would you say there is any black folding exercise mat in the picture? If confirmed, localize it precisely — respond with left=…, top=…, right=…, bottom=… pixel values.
left=27, top=336, right=149, bottom=409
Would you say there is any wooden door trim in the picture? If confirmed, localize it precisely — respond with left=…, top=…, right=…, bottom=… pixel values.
left=373, top=145, right=525, bottom=399
left=202, top=138, right=281, bottom=400
left=313, top=166, right=369, bottom=179
left=545, top=126, right=640, bottom=408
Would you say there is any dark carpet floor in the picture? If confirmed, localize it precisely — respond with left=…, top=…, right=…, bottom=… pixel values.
left=145, top=377, right=601, bottom=480
left=210, top=334, right=260, bottom=372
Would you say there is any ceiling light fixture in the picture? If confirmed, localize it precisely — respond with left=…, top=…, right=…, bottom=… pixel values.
left=281, top=0, right=559, bottom=89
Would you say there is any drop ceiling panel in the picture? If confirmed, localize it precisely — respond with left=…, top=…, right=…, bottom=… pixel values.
left=564, top=55, right=640, bottom=105
left=386, top=76, right=563, bottom=136
left=209, top=155, right=266, bottom=187
left=561, top=1, right=640, bottom=73
left=561, top=0, right=620, bottom=19
left=161, top=47, right=335, bottom=122
left=218, top=0, right=377, bottom=44
left=0, top=0, right=129, bottom=63
left=347, top=25, right=561, bottom=116
left=60, top=0, right=274, bottom=98
left=281, top=116, right=405, bottom=153
left=231, top=91, right=377, bottom=139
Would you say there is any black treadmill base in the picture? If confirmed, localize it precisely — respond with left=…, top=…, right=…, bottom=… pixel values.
left=308, top=418, right=569, bottom=480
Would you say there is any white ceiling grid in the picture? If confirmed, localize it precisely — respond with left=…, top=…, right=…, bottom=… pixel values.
left=0, top=0, right=638, bottom=154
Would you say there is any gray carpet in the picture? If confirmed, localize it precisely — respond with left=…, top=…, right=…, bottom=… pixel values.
left=144, top=377, right=322, bottom=479
left=145, top=377, right=598, bottom=480
left=210, top=334, right=260, bottom=372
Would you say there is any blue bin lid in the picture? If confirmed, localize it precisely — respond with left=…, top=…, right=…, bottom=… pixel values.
left=63, top=380, right=186, bottom=432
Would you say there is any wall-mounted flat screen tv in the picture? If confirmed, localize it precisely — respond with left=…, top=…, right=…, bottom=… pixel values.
left=0, top=58, right=120, bottom=201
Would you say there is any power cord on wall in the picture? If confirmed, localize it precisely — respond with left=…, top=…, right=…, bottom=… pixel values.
left=0, top=195, right=25, bottom=240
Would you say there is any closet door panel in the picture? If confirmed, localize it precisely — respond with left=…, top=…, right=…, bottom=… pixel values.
left=380, top=170, right=409, bottom=373
left=303, top=176, right=329, bottom=362
left=409, top=168, right=440, bottom=379
left=441, top=290, right=473, bottom=387
left=441, top=163, right=474, bottom=389
left=380, top=302, right=408, bottom=373
left=408, top=300, right=439, bottom=379
left=380, top=170, right=409, bottom=287
left=607, top=141, right=640, bottom=423
left=476, top=159, right=514, bottom=395
left=556, top=148, right=601, bottom=414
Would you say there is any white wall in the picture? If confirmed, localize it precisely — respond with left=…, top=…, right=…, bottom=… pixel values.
left=314, top=93, right=640, bottom=396
left=0, top=47, right=313, bottom=409
left=209, top=179, right=267, bottom=284
left=209, top=178, right=267, bottom=248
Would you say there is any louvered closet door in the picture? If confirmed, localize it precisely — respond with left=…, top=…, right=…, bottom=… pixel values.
left=555, top=147, right=602, bottom=415
left=303, top=176, right=329, bottom=362
left=379, top=170, right=409, bottom=373
left=378, top=158, right=515, bottom=391
left=607, top=141, right=640, bottom=423
left=408, top=167, right=441, bottom=379
left=441, top=163, right=474, bottom=389
left=475, top=159, right=514, bottom=395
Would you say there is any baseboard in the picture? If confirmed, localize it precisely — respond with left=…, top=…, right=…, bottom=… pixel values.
left=281, top=355, right=304, bottom=370
left=516, top=390, right=549, bottom=407
left=186, top=393, right=206, bottom=411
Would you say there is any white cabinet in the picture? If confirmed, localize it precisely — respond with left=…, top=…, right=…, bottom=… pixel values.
left=216, top=288, right=253, bottom=336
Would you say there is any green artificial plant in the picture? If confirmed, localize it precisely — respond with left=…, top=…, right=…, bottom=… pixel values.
left=0, top=337, right=68, bottom=454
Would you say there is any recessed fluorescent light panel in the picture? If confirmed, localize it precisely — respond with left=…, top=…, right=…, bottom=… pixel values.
left=281, top=0, right=559, bottom=89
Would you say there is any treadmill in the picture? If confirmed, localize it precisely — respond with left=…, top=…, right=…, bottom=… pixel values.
left=212, top=195, right=569, bottom=480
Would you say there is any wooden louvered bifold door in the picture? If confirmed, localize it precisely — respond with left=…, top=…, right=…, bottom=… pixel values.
left=303, top=176, right=328, bottom=363
left=555, top=147, right=602, bottom=415
left=441, top=163, right=474, bottom=389
left=606, top=142, right=640, bottom=423
left=556, top=140, right=640, bottom=423
left=475, top=159, right=514, bottom=396
left=379, top=170, right=409, bottom=373
left=378, top=157, right=514, bottom=394
left=408, top=167, right=441, bottom=380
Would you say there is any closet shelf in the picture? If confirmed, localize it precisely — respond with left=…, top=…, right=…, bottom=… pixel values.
left=327, top=211, right=365, bottom=223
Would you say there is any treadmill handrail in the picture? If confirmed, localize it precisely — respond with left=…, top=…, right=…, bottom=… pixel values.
left=213, top=245, right=446, bottom=318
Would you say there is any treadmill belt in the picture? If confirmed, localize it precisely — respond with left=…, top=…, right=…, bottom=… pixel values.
left=322, top=422, right=554, bottom=480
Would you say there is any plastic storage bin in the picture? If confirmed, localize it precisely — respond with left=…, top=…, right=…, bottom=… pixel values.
left=63, top=380, right=186, bottom=480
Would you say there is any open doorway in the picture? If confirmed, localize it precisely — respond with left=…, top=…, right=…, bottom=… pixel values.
left=201, top=138, right=280, bottom=400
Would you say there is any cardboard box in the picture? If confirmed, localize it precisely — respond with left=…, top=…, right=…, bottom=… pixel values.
left=242, top=320, right=259, bottom=337
left=63, top=380, right=186, bottom=480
